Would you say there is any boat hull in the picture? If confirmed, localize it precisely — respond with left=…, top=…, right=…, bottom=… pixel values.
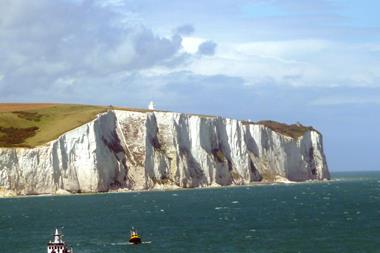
left=129, top=237, right=142, bottom=244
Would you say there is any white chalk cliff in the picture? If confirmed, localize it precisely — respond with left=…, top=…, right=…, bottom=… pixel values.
left=0, top=110, right=330, bottom=195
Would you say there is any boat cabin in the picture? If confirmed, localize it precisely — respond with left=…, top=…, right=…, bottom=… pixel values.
left=47, top=228, right=73, bottom=253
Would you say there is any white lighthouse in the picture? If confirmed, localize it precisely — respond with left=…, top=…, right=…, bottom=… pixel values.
left=148, top=101, right=155, bottom=110
left=47, top=228, right=73, bottom=253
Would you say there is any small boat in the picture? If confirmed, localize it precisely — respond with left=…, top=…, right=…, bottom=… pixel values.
left=47, top=228, right=73, bottom=253
left=129, top=227, right=142, bottom=244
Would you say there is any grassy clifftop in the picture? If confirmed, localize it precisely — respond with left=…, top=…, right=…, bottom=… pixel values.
left=257, top=120, right=316, bottom=138
left=241, top=120, right=317, bottom=139
left=0, top=103, right=316, bottom=148
left=0, top=104, right=106, bottom=147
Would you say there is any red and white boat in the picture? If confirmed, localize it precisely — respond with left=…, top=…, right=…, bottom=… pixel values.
left=47, top=228, right=73, bottom=253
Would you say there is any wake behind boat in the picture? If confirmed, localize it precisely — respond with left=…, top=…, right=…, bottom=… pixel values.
left=47, top=228, right=73, bottom=253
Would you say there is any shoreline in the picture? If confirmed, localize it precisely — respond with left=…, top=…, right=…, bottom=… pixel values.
left=0, top=178, right=330, bottom=199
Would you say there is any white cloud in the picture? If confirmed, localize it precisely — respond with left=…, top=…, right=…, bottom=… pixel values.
left=181, top=37, right=206, bottom=54
left=186, top=39, right=380, bottom=87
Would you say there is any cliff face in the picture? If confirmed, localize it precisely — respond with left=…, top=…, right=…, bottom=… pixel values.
left=0, top=110, right=330, bottom=195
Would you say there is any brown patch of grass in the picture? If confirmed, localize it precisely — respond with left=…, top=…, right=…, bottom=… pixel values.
left=12, top=111, right=43, bottom=121
left=243, top=120, right=316, bottom=139
left=260, top=170, right=276, bottom=181
left=0, top=103, right=55, bottom=112
left=231, top=171, right=241, bottom=181
left=212, top=148, right=225, bottom=162
left=0, top=126, right=39, bottom=147
left=241, top=120, right=255, bottom=126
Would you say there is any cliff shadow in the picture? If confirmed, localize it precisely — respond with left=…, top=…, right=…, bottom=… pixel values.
left=174, top=115, right=207, bottom=187
left=213, top=118, right=234, bottom=185
left=244, top=126, right=263, bottom=182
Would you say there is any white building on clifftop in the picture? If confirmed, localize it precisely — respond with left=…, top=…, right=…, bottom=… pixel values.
left=148, top=101, right=155, bottom=110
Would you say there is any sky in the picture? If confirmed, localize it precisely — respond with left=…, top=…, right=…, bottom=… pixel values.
left=0, top=0, right=379, bottom=171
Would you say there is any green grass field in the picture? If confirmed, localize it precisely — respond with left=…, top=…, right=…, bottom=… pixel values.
left=0, top=104, right=107, bottom=147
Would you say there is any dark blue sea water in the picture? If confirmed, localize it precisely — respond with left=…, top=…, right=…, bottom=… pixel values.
left=1, top=171, right=380, bottom=253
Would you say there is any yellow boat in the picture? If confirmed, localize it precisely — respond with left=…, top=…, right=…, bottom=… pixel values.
left=129, top=227, right=142, bottom=244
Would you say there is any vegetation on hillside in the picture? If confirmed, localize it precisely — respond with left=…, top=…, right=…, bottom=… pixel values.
left=0, top=104, right=106, bottom=147
left=0, top=103, right=317, bottom=147
left=256, top=120, right=316, bottom=138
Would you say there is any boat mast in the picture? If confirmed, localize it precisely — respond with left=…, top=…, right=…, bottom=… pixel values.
left=53, top=228, right=63, bottom=243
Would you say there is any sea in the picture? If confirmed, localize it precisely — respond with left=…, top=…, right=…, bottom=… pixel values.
left=1, top=171, right=379, bottom=253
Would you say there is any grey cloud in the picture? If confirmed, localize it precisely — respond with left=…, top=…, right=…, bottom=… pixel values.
left=133, top=32, right=183, bottom=69
left=197, top=40, right=217, bottom=55
left=0, top=0, right=188, bottom=96
left=175, top=24, right=194, bottom=36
